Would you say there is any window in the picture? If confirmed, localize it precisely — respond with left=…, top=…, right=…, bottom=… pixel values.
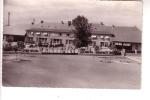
left=67, top=34, right=70, bottom=37
left=48, top=33, right=51, bottom=36
left=66, top=40, right=68, bottom=44
left=91, top=35, right=97, bottom=39
left=104, top=42, right=109, bottom=47
left=60, top=39, right=62, bottom=44
left=115, top=42, right=122, bottom=46
left=100, top=42, right=109, bottom=47
left=69, top=40, right=73, bottom=44
left=30, top=32, right=34, bottom=35
left=43, top=32, right=48, bottom=36
left=59, top=33, right=62, bottom=36
left=105, top=36, right=110, bottom=40
left=53, top=39, right=56, bottom=43
left=70, top=34, right=74, bottom=38
left=92, top=41, right=96, bottom=46
left=123, top=43, right=131, bottom=46
left=51, top=33, right=58, bottom=37
left=28, top=37, right=33, bottom=43
left=100, top=36, right=104, bottom=39
left=100, top=42, right=105, bottom=47
left=36, top=32, right=41, bottom=35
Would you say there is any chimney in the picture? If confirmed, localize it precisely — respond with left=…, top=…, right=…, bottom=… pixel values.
left=41, top=20, right=44, bottom=24
left=61, top=21, right=64, bottom=24
left=8, top=12, right=10, bottom=26
left=31, top=18, right=35, bottom=25
left=41, top=20, right=44, bottom=27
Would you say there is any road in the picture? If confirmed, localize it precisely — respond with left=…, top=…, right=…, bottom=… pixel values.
left=2, top=54, right=141, bottom=89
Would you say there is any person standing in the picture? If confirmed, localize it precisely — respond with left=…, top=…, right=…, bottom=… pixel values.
left=135, top=49, right=137, bottom=54
left=121, top=48, right=126, bottom=56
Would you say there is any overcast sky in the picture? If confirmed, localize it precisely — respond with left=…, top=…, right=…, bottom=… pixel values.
left=4, top=0, right=142, bottom=29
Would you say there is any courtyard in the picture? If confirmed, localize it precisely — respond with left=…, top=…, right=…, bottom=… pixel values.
left=2, top=54, right=141, bottom=89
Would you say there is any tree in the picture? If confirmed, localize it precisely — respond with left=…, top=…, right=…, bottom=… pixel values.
left=72, top=15, right=92, bottom=48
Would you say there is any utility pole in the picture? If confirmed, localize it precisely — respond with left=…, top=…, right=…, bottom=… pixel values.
left=8, top=12, right=10, bottom=26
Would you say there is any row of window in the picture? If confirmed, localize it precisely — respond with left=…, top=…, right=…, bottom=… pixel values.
left=91, top=41, right=110, bottom=47
left=28, top=31, right=73, bottom=37
left=27, top=32, right=111, bottom=40
left=115, top=42, right=131, bottom=46
left=91, top=35, right=110, bottom=40
left=100, top=42, right=109, bottom=47
left=26, top=37, right=73, bottom=45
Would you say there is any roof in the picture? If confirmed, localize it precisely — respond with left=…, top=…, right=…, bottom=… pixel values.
left=3, top=23, right=142, bottom=43
left=27, top=23, right=74, bottom=32
left=27, top=23, right=114, bottom=35
left=3, top=24, right=30, bottom=36
left=29, top=23, right=142, bottom=43
left=3, top=34, right=25, bottom=37
left=112, top=26, right=142, bottom=43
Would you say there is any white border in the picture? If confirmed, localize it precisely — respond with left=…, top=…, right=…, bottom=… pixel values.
left=0, top=0, right=3, bottom=99
left=1, top=0, right=150, bottom=100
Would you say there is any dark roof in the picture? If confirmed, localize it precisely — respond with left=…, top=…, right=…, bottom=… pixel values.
left=3, top=23, right=142, bottom=43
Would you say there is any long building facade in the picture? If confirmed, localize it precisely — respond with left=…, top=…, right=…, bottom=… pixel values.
left=24, top=27, right=114, bottom=53
left=3, top=23, right=141, bottom=54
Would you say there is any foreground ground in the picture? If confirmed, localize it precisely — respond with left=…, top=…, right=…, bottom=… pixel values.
left=2, top=54, right=141, bottom=89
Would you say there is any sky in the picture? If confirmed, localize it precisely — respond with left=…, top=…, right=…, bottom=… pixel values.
left=3, top=0, right=142, bottom=29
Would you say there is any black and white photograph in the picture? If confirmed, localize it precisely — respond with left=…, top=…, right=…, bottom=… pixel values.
left=2, top=0, right=142, bottom=89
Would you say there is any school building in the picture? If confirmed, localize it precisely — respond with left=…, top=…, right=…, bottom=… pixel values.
left=24, top=23, right=141, bottom=53
left=3, top=22, right=141, bottom=53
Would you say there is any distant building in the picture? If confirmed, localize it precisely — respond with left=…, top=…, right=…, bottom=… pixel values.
left=3, top=25, right=27, bottom=42
left=112, top=26, right=141, bottom=53
left=3, top=34, right=24, bottom=42
left=3, top=23, right=141, bottom=53
left=3, top=25, right=26, bottom=51
left=24, top=23, right=141, bottom=53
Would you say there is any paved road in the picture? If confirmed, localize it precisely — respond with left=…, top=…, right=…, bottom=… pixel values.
left=2, top=54, right=141, bottom=89
left=126, top=55, right=142, bottom=63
